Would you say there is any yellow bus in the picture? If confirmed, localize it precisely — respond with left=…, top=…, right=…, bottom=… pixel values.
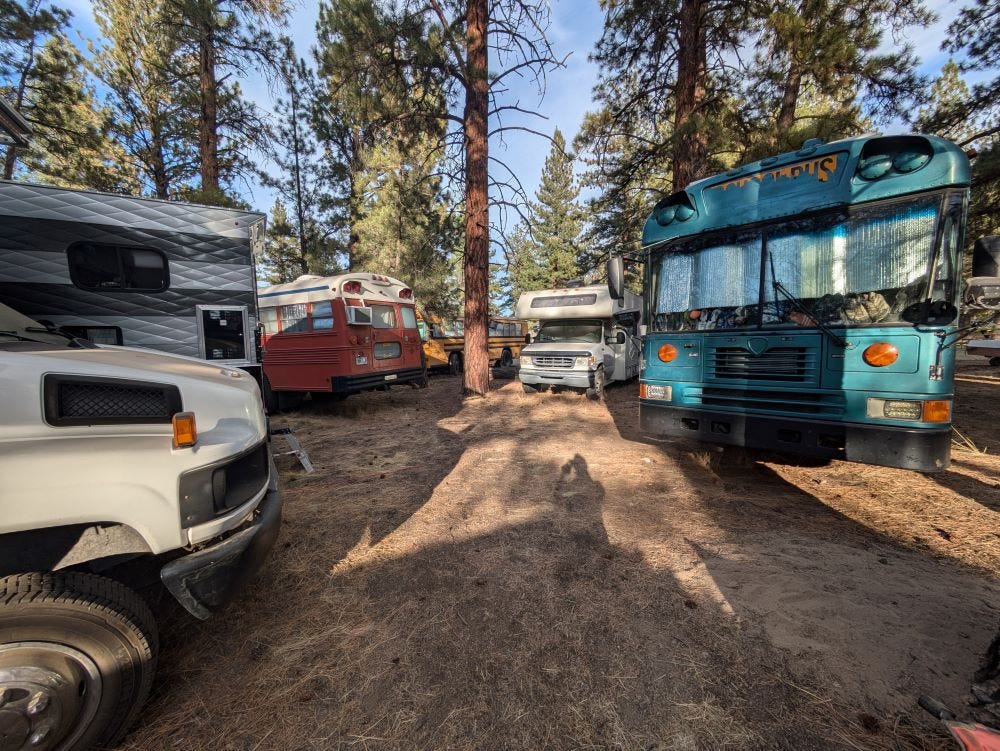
left=417, top=313, right=529, bottom=373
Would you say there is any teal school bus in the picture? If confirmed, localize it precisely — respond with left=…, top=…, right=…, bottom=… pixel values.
left=617, top=134, right=980, bottom=471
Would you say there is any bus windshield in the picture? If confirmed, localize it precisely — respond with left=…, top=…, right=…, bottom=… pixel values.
left=651, top=195, right=955, bottom=332
left=536, top=320, right=603, bottom=343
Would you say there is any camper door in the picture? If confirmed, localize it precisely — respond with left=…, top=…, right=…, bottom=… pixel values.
left=196, top=304, right=252, bottom=363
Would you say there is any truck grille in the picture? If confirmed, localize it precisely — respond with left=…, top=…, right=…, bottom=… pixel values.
left=533, top=355, right=576, bottom=368
left=709, top=347, right=813, bottom=383
left=44, top=375, right=182, bottom=426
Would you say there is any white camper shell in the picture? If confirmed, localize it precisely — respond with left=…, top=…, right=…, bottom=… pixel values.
left=515, top=284, right=642, bottom=399
left=0, top=181, right=266, bottom=378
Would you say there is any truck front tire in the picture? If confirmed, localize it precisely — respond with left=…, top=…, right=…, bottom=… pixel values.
left=0, top=572, right=157, bottom=751
left=586, top=366, right=605, bottom=401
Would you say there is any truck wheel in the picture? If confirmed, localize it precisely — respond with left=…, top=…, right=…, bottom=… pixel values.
left=0, top=572, right=157, bottom=751
left=498, top=349, right=513, bottom=367
left=586, top=367, right=605, bottom=401
left=522, top=383, right=539, bottom=394
left=448, top=353, right=463, bottom=375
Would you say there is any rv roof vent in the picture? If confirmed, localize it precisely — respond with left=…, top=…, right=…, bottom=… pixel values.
left=295, top=274, right=323, bottom=282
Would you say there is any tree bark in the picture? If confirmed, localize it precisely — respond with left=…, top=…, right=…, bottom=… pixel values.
left=672, top=0, right=708, bottom=192
left=198, top=6, right=220, bottom=195
left=462, top=0, right=490, bottom=397
left=775, top=62, right=802, bottom=144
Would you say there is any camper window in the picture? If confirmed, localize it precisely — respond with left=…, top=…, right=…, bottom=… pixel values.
left=311, top=301, right=334, bottom=330
left=67, top=243, right=168, bottom=292
left=371, top=305, right=397, bottom=329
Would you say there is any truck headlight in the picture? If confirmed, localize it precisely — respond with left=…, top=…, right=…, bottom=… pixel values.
left=576, top=355, right=596, bottom=368
left=520, top=355, right=531, bottom=366
left=866, top=398, right=950, bottom=422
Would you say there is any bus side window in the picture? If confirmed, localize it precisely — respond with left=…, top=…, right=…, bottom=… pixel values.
left=311, top=300, right=334, bottom=330
left=279, top=304, right=308, bottom=333
left=259, top=307, right=278, bottom=333
left=401, top=306, right=418, bottom=330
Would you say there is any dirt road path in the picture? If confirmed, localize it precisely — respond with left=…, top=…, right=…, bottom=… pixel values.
left=123, top=366, right=1000, bottom=751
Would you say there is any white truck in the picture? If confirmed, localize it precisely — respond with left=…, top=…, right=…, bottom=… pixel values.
left=0, top=303, right=281, bottom=751
left=515, top=284, right=642, bottom=399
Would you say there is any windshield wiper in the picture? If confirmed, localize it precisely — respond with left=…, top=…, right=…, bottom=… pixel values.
left=767, top=251, right=850, bottom=349
left=24, top=326, right=98, bottom=349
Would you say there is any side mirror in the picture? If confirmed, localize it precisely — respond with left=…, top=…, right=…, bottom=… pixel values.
left=524, top=334, right=531, bottom=343
left=616, top=331, right=626, bottom=344
left=965, top=277, right=1000, bottom=311
left=607, top=256, right=624, bottom=302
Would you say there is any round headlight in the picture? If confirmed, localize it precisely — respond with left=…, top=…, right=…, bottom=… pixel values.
left=892, top=150, right=930, bottom=173
left=862, top=342, right=899, bottom=367
left=858, top=154, right=892, bottom=180
left=674, top=204, right=695, bottom=222
left=657, top=344, right=678, bottom=362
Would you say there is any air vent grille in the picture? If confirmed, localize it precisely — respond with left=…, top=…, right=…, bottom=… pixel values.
left=44, top=375, right=182, bottom=426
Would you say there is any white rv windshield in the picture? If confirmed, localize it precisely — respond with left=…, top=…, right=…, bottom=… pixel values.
left=536, top=320, right=603, bottom=344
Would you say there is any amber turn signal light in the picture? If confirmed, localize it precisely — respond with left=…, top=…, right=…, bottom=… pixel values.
left=862, top=342, right=898, bottom=367
left=658, top=344, right=678, bottom=362
left=172, top=412, right=197, bottom=448
left=921, top=400, right=950, bottom=423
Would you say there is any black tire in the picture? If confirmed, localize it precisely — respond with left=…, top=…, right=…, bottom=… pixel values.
left=448, top=352, right=463, bottom=375
left=586, top=366, right=605, bottom=401
left=498, top=349, right=513, bottom=367
left=0, top=572, right=157, bottom=751
left=275, top=390, right=305, bottom=412
left=990, top=357, right=1000, bottom=367
left=522, top=382, right=540, bottom=394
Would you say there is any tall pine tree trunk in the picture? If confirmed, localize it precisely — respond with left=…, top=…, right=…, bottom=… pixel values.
left=462, top=0, right=490, bottom=397
left=198, top=9, right=220, bottom=195
left=672, top=0, right=708, bottom=191
left=150, top=115, right=170, bottom=198
left=775, top=62, right=802, bottom=144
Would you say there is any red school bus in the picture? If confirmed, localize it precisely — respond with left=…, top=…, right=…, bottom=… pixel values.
left=258, top=273, right=426, bottom=407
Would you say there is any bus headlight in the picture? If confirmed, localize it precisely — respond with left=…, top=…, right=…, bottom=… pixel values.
left=640, top=384, right=671, bottom=401
left=866, top=398, right=951, bottom=422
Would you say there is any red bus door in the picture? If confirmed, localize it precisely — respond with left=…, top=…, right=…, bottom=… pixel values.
left=370, top=303, right=405, bottom=378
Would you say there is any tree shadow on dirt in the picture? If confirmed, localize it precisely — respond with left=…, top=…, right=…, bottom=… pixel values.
left=602, top=383, right=999, bottom=735
left=926, top=464, right=1000, bottom=512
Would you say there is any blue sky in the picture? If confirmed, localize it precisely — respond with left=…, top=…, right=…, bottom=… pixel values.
left=59, top=0, right=981, bottom=217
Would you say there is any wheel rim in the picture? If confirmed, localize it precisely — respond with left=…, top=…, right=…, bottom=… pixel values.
left=0, top=643, right=102, bottom=751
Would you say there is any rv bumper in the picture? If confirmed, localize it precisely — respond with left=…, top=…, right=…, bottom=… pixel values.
left=639, top=402, right=951, bottom=472
left=331, top=367, right=426, bottom=393
left=519, top=369, right=595, bottom=389
left=161, top=462, right=282, bottom=619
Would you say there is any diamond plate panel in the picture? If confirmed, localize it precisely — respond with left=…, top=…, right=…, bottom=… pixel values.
left=0, top=250, right=70, bottom=283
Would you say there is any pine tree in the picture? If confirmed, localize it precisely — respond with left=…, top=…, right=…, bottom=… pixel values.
left=91, top=0, right=196, bottom=198
left=530, top=129, right=585, bottom=284
left=259, top=201, right=302, bottom=284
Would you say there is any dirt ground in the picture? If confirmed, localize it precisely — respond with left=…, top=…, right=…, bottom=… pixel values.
left=122, top=361, right=1000, bottom=751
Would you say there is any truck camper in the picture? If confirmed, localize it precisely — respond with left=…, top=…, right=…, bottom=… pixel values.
left=0, top=180, right=265, bottom=380
left=258, top=272, right=426, bottom=408
left=515, top=283, right=642, bottom=399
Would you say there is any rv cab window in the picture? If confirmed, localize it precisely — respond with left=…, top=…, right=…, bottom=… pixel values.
left=67, top=243, right=168, bottom=292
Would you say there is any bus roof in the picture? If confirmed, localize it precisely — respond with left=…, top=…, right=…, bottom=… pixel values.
left=642, top=133, right=971, bottom=249
left=515, top=284, right=641, bottom=321
left=259, top=272, right=414, bottom=306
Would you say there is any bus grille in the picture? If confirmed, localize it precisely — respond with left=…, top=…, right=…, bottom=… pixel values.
left=710, top=347, right=813, bottom=383
left=533, top=355, right=576, bottom=368
left=687, top=386, right=845, bottom=416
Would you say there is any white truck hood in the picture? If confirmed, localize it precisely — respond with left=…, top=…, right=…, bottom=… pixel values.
left=522, top=341, right=603, bottom=358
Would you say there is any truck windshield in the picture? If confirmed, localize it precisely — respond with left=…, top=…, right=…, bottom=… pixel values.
left=650, top=195, right=951, bottom=332
left=536, top=320, right=603, bottom=343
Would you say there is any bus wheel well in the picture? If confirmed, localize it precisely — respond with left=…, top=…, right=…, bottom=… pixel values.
left=449, top=351, right=463, bottom=375
left=0, top=523, right=152, bottom=579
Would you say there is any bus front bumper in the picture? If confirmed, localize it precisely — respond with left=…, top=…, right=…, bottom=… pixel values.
left=639, top=402, right=951, bottom=472
left=331, top=367, right=426, bottom=393
left=520, top=368, right=595, bottom=389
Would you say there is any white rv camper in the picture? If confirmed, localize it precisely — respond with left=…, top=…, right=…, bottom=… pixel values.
left=515, top=283, right=642, bottom=399
left=0, top=181, right=266, bottom=379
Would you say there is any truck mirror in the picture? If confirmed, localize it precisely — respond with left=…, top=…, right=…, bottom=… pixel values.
left=965, top=277, right=1000, bottom=311
left=616, top=331, right=626, bottom=344
left=607, top=256, right=624, bottom=302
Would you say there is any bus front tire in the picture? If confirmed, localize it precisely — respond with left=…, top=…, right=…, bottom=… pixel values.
left=586, top=367, right=605, bottom=401
left=0, top=572, right=158, bottom=751
left=448, top=353, right=463, bottom=375
left=498, top=349, right=513, bottom=367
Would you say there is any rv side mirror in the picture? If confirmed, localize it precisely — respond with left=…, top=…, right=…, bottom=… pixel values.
left=965, top=277, right=1000, bottom=311
left=607, top=256, right=624, bottom=302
